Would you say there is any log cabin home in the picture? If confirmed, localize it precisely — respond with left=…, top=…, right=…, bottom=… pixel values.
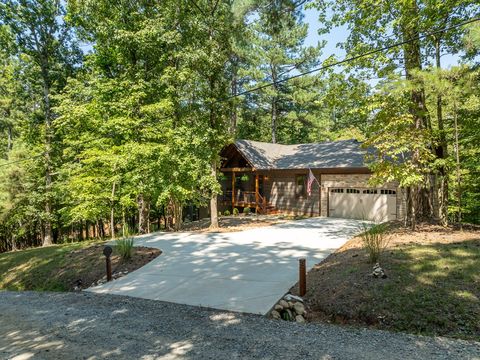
left=217, top=139, right=406, bottom=222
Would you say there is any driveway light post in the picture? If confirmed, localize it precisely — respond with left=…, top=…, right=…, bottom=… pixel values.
left=299, top=258, right=306, bottom=296
left=103, top=245, right=113, bottom=282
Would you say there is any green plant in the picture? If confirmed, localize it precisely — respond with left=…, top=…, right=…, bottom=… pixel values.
left=233, top=208, right=239, bottom=216
left=218, top=211, right=222, bottom=217
left=224, top=210, right=231, bottom=216
left=240, top=174, right=249, bottom=182
left=116, top=237, right=134, bottom=261
left=243, top=207, right=251, bottom=215
left=360, top=223, right=389, bottom=263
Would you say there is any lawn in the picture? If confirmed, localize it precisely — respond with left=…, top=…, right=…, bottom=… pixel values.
left=0, top=240, right=160, bottom=291
left=294, top=224, right=480, bottom=341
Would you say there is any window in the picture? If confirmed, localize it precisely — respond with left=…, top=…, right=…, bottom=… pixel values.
left=295, top=175, right=306, bottom=197
left=363, top=189, right=378, bottom=194
left=381, top=189, right=396, bottom=195
left=346, top=188, right=360, bottom=194
left=330, top=188, right=344, bottom=193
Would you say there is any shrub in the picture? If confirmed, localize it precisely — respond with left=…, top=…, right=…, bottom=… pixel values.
left=360, top=223, right=389, bottom=263
left=233, top=208, right=239, bottom=216
left=243, top=207, right=251, bottom=215
left=116, top=237, right=134, bottom=261
left=224, top=210, right=231, bottom=216
left=218, top=211, right=222, bottom=217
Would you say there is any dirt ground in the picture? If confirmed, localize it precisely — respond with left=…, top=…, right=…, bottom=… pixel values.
left=64, top=244, right=161, bottom=290
left=181, top=214, right=290, bottom=232
left=290, top=222, right=480, bottom=340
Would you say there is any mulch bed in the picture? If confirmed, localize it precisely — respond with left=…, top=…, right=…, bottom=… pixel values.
left=63, top=244, right=161, bottom=290
left=181, top=215, right=287, bottom=232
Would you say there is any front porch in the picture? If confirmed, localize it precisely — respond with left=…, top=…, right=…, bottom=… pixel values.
left=219, top=168, right=270, bottom=213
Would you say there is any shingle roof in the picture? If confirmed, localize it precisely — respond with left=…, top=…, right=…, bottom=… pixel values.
left=234, top=139, right=371, bottom=170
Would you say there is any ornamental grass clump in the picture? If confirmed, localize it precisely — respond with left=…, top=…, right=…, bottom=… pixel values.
left=360, top=223, right=389, bottom=263
left=116, top=237, right=134, bottom=261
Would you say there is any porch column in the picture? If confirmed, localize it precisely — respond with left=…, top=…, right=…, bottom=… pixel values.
left=255, top=174, right=259, bottom=213
left=232, top=171, right=236, bottom=210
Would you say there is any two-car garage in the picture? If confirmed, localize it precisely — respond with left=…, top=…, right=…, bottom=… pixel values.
left=328, top=188, right=397, bottom=222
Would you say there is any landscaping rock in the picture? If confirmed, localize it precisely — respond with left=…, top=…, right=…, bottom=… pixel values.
left=293, top=302, right=305, bottom=316
left=295, top=315, right=305, bottom=323
left=271, top=310, right=281, bottom=320
left=284, top=294, right=304, bottom=303
left=372, top=263, right=387, bottom=278
left=270, top=294, right=308, bottom=323
left=283, top=309, right=293, bottom=321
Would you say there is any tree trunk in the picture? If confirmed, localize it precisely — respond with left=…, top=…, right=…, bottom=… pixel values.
left=41, top=55, right=53, bottom=246
left=171, top=198, right=183, bottom=232
left=230, top=60, right=238, bottom=134
left=271, top=64, right=278, bottom=143
left=434, top=36, right=448, bottom=225
left=401, top=0, right=428, bottom=228
left=453, top=101, right=462, bottom=230
left=271, top=97, right=277, bottom=144
left=137, top=194, right=148, bottom=234
left=147, top=201, right=151, bottom=233
left=110, top=181, right=116, bottom=239
left=210, top=161, right=219, bottom=229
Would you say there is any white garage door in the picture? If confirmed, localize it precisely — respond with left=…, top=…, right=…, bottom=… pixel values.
left=329, top=188, right=397, bottom=222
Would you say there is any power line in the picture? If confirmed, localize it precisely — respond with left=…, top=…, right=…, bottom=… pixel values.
left=229, top=16, right=480, bottom=100
left=1, top=16, right=479, bottom=169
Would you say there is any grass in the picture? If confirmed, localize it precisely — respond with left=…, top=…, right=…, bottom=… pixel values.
left=299, top=225, right=480, bottom=341
left=0, top=240, right=160, bottom=292
left=377, top=241, right=480, bottom=338
left=0, top=240, right=105, bottom=291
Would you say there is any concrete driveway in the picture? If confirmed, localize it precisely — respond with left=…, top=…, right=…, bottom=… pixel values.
left=87, top=217, right=364, bottom=314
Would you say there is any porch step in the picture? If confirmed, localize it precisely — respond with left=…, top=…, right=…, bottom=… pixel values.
left=261, top=203, right=279, bottom=215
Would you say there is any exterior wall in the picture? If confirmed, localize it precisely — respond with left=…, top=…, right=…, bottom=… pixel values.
left=320, top=173, right=406, bottom=221
left=260, top=171, right=406, bottom=221
left=261, top=170, right=320, bottom=216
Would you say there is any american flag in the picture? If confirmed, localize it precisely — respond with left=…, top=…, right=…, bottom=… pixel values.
left=306, top=168, right=318, bottom=196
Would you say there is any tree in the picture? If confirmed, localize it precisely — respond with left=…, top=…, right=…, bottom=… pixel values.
left=239, top=0, right=322, bottom=144
left=314, top=0, right=480, bottom=227
left=1, top=0, right=81, bottom=245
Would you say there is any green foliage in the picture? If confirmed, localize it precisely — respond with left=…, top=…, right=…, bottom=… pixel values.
left=233, top=208, right=239, bottom=216
left=360, top=223, right=389, bottom=263
left=243, top=207, right=251, bottom=215
left=115, top=237, right=134, bottom=261
left=224, top=210, right=231, bottom=216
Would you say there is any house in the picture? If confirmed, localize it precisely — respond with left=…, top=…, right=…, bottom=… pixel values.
left=218, top=139, right=406, bottom=222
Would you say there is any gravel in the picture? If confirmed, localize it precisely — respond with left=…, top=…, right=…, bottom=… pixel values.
left=0, top=291, right=479, bottom=360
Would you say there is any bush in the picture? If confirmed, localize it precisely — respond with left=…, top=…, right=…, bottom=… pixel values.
left=243, top=207, right=251, bottom=215
left=218, top=211, right=222, bottom=217
left=224, top=210, right=231, bottom=216
left=360, top=223, right=389, bottom=263
left=233, top=208, right=239, bottom=216
left=116, top=237, right=134, bottom=261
